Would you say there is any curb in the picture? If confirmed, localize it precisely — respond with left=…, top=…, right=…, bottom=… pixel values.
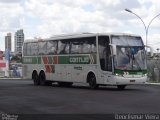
left=0, top=77, right=24, bottom=80
left=146, top=82, right=160, bottom=86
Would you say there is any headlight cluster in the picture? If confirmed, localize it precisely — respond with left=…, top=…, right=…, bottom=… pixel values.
left=115, top=73, right=123, bottom=77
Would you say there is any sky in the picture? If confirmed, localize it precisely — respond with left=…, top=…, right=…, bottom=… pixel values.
left=0, top=0, right=160, bottom=52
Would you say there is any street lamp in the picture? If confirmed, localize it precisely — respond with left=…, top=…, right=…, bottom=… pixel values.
left=156, top=48, right=159, bottom=57
left=125, top=8, right=160, bottom=46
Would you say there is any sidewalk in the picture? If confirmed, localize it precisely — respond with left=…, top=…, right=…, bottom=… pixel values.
left=0, top=77, right=24, bottom=80
left=146, top=82, right=160, bottom=86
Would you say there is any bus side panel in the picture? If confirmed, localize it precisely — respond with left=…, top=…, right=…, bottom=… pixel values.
left=59, top=64, right=71, bottom=82
left=96, top=69, right=104, bottom=85
left=23, top=57, right=38, bottom=79
left=50, top=64, right=58, bottom=81
left=71, top=65, right=84, bottom=83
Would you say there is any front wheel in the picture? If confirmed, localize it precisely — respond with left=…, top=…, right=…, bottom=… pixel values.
left=88, top=73, right=99, bottom=89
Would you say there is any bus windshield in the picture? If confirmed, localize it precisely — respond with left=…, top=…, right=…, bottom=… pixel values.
left=115, top=46, right=146, bottom=70
left=112, top=36, right=146, bottom=70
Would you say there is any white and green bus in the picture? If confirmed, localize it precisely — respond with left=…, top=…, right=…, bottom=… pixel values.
left=23, top=33, right=151, bottom=89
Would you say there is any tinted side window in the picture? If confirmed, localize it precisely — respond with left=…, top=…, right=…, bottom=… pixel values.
left=31, top=42, right=38, bottom=55
left=71, top=39, right=82, bottom=54
left=38, top=41, right=47, bottom=55
left=47, top=41, right=58, bottom=55
left=71, top=37, right=96, bottom=54
left=23, top=43, right=27, bottom=56
left=26, top=43, right=31, bottom=56
left=58, top=40, right=70, bottom=54
left=82, top=37, right=96, bottom=53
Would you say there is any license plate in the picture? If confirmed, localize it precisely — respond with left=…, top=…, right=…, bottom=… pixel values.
left=130, top=80, right=135, bottom=82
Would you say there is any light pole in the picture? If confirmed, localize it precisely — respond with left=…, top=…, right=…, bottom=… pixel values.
left=156, top=48, right=159, bottom=57
left=125, top=8, right=160, bottom=46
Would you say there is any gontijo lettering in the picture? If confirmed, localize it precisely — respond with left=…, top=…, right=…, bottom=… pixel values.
left=69, top=56, right=89, bottom=63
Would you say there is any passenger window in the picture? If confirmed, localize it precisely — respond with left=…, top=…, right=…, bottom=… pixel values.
left=71, top=37, right=96, bottom=54
left=47, top=41, right=58, bottom=55
left=71, top=40, right=82, bottom=54
left=82, top=37, right=96, bottom=53
left=38, top=41, right=47, bottom=55
left=58, top=40, right=70, bottom=54
left=31, top=42, right=38, bottom=55
left=26, top=43, right=31, bottom=56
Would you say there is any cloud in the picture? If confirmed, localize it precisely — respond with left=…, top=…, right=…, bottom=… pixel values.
left=0, top=0, right=21, bottom=3
left=24, top=0, right=125, bottom=38
left=0, top=0, right=160, bottom=51
left=0, top=2, right=24, bottom=31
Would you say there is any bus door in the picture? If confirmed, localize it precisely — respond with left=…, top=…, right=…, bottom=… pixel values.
left=98, top=36, right=113, bottom=84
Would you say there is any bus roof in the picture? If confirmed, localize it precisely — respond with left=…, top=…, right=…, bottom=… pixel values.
left=24, top=32, right=141, bottom=43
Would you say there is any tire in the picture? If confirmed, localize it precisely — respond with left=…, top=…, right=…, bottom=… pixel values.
left=117, top=85, right=126, bottom=90
left=39, top=72, right=47, bottom=86
left=88, top=73, right=99, bottom=89
left=32, top=72, right=39, bottom=85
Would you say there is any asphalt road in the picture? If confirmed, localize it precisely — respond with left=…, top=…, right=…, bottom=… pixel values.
left=0, top=79, right=160, bottom=115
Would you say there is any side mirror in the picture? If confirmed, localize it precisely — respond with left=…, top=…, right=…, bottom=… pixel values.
left=145, top=45, right=153, bottom=57
left=110, top=44, right=117, bottom=56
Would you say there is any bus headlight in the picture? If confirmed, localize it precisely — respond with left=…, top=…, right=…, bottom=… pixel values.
left=115, top=73, right=123, bottom=77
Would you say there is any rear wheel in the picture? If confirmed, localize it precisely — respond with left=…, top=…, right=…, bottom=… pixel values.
left=117, top=85, right=126, bottom=90
left=88, top=73, right=99, bottom=89
left=39, top=71, right=47, bottom=86
left=32, top=72, right=39, bottom=85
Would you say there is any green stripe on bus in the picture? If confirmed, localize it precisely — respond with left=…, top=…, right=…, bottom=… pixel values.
left=58, top=56, right=70, bottom=64
left=69, top=55, right=90, bottom=64
left=23, top=57, right=38, bottom=64
left=38, top=57, right=41, bottom=64
left=23, top=54, right=97, bottom=64
left=48, top=56, right=52, bottom=64
left=58, top=54, right=97, bottom=64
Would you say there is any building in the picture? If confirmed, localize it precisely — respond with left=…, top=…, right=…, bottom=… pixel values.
left=5, top=33, right=12, bottom=51
left=14, top=29, right=24, bottom=54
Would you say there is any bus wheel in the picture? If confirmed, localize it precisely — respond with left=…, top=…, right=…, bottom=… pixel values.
left=39, top=72, right=47, bottom=86
left=117, top=85, right=126, bottom=90
left=32, top=72, right=39, bottom=85
left=88, top=73, right=99, bottom=89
